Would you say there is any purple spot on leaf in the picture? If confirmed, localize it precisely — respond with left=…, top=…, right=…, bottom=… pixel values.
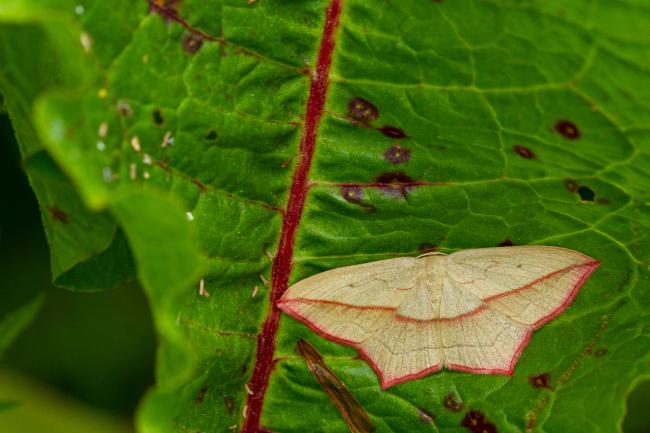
left=383, top=144, right=411, bottom=164
left=183, top=32, right=204, bottom=53
left=512, top=144, right=535, bottom=159
left=348, top=97, right=378, bottom=123
left=341, top=186, right=364, bottom=204
left=380, top=125, right=407, bottom=138
left=555, top=120, right=580, bottom=139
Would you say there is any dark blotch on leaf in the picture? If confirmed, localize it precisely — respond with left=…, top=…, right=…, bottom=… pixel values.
left=183, top=32, right=204, bottom=54
left=348, top=97, right=379, bottom=123
left=380, top=125, right=407, bottom=138
left=597, top=197, right=611, bottom=205
left=528, top=373, right=553, bottom=390
left=116, top=100, right=133, bottom=117
left=49, top=207, right=69, bottom=224
left=374, top=171, right=415, bottom=198
left=196, top=386, right=207, bottom=404
left=341, top=186, right=364, bottom=204
left=555, top=120, right=581, bottom=140
left=419, top=242, right=438, bottom=253
left=383, top=144, right=411, bottom=164
left=461, top=410, right=497, bottom=433
left=443, top=393, right=463, bottom=412
left=564, top=178, right=580, bottom=192
left=498, top=239, right=514, bottom=247
left=578, top=185, right=595, bottom=201
left=205, top=129, right=218, bottom=140
left=153, top=108, right=164, bottom=126
left=512, top=144, right=535, bottom=159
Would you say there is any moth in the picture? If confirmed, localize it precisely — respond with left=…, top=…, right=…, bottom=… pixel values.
left=278, top=246, right=599, bottom=388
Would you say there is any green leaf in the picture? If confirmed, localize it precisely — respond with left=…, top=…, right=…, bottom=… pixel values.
left=0, top=295, right=42, bottom=411
left=1, top=1, right=649, bottom=433
left=0, top=295, right=43, bottom=360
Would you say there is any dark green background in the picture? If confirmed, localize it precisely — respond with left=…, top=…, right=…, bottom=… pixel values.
left=0, top=113, right=154, bottom=429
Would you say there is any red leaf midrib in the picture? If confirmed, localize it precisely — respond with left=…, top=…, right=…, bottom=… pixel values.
left=241, top=1, right=343, bottom=431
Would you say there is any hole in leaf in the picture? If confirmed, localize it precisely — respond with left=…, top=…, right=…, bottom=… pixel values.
left=153, top=108, right=164, bottom=126
left=577, top=185, right=595, bottom=201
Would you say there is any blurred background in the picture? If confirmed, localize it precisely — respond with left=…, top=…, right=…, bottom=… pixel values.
left=0, top=112, right=155, bottom=432
left=0, top=110, right=648, bottom=432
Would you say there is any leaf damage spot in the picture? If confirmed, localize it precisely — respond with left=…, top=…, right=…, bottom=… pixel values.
left=383, top=144, right=411, bottom=164
left=379, top=125, right=407, bottom=139
left=577, top=185, right=595, bottom=202
left=116, top=100, right=133, bottom=117
left=512, top=144, right=535, bottom=159
left=348, top=97, right=378, bottom=123
left=48, top=207, right=69, bottom=224
left=461, top=410, right=497, bottom=433
left=341, top=186, right=364, bottom=204
left=205, top=129, right=218, bottom=140
left=374, top=171, right=416, bottom=198
left=183, top=32, right=204, bottom=54
left=153, top=108, right=164, bottom=126
left=419, top=242, right=439, bottom=254
left=564, top=178, right=580, bottom=193
left=296, top=339, right=375, bottom=433
left=443, top=393, right=463, bottom=412
left=498, top=239, right=514, bottom=247
left=196, top=386, right=207, bottom=404
left=528, top=373, right=553, bottom=390
left=555, top=120, right=581, bottom=140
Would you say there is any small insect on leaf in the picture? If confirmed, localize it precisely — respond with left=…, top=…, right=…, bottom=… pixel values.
left=279, top=246, right=599, bottom=388
left=296, top=339, right=375, bottom=433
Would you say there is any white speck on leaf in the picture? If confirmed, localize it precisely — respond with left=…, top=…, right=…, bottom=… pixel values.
left=130, top=136, right=141, bottom=152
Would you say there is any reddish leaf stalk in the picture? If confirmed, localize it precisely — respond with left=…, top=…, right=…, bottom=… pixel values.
left=240, top=1, right=343, bottom=432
